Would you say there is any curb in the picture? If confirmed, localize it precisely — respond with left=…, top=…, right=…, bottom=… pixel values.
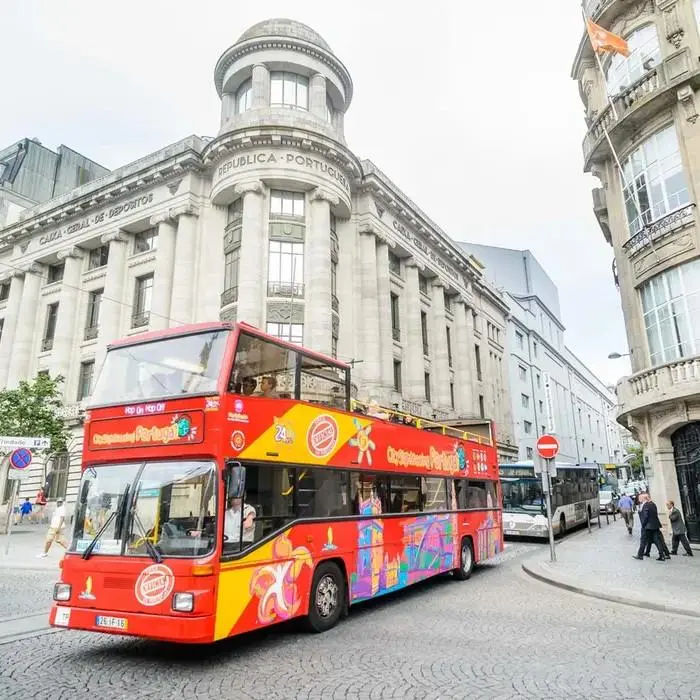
left=522, top=560, right=700, bottom=619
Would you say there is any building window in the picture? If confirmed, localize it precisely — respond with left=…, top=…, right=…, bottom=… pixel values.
left=393, top=359, right=402, bottom=392
left=77, top=360, right=95, bottom=401
left=526, top=447, right=534, bottom=460
left=88, top=245, right=109, bottom=270
left=475, top=345, right=482, bottom=381
left=46, top=453, right=70, bottom=501
left=266, top=322, right=303, bottom=345
left=324, top=94, right=334, bottom=123
left=621, top=125, right=690, bottom=236
left=421, top=311, right=429, bottom=355
left=270, top=190, right=305, bottom=218
left=418, top=274, right=428, bottom=296
left=521, top=393, right=529, bottom=409
left=0, top=318, right=4, bottom=342
left=605, top=24, right=660, bottom=96
left=515, top=330, right=524, bottom=349
left=134, top=228, right=158, bottom=254
left=424, top=372, right=431, bottom=402
left=449, top=382, right=455, bottom=409
left=132, top=274, right=153, bottom=327
left=331, top=259, right=338, bottom=311
left=524, top=420, right=532, bottom=434
left=389, top=251, right=401, bottom=277
left=268, top=241, right=304, bottom=297
left=390, top=293, right=400, bottom=341
left=236, top=78, right=253, bottom=114
left=331, top=335, right=338, bottom=359
left=640, top=258, right=700, bottom=365
left=47, top=263, right=64, bottom=284
left=478, top=394, right=485, bottom=418
left=222, top=248, right=240, bottom=305
left=84, top=289, right=102, bottom=340
left=446, top=326, right=453, bottom=367
left=0, top=282, right=9, bottom=301
left=539, top=400, right=544, bottom=413
left=443, top=291, right=451, bottom=312
left=519, top=365, right=527, bottom=381
left=270, top=72, right=309, bottom=110
left=42, top=302, right=59, bottom=351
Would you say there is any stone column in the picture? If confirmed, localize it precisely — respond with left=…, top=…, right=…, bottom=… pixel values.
left=221, top=93, right=235, bottom=126
left=359, top=228, right=381, bottom=394
left=50, top=247, right=84, bottom=381
left=0, top=272, right=25, bottom=387
left=149, top=213, right=177, bottom=331
left=375, top=240, right=394, bottom=393
left=169, top=205, right=199, bottom=326
left=431, top=280, right=451, bottom=409
left=235, top=181, right=265, bottom=328
left=306, top=187, right=338, bottom=355
left=251, top=64, right=269, bottom=109
left=7, top=263, right=42, bottom=387
left=453, top=298, right=474, bottom=416
left=309, top=73, right=327, bottom=120
left=404, top=259, right=425, bottom=401
left=196, top=204, right=227, bottom=322
left=95, top=232, right=129, bottom=371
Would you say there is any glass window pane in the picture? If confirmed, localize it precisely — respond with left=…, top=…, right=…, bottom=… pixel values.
left=282, top=194, right=294, bottom=216
left=389, top=475, right=421, bottom=513
left=421, top=477, right=447, bottom=511
left=297, top=77, right=308, bottom=109
left=284, top=74, right=296, bottom=104
left=270, top=74, right=283, bottom=104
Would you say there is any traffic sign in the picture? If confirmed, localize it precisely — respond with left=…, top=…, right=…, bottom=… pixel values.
left=7, top=470, right=30, bottom=480
left=10, top=448, right=32, bottom=470
left=537, top=434, right=560, bottom=460
left=0, top=435, right=50, bottom=451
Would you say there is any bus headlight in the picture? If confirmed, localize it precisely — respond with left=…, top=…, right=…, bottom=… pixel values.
left=53, top=583, right=71, bottom=601
left=172, top=592, right=194, bottom=612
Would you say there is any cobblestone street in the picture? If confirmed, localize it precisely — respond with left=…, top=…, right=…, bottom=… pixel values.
left=1, top=541, right=698, bottom=700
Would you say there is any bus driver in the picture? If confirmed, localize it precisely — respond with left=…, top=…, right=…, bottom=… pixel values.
left=224, top=497, right=256, bottom=547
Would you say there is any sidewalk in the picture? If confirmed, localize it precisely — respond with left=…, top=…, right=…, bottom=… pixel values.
left=0, top=523, right=65, bottom=572
left=522, top=517, right=700, bottom=618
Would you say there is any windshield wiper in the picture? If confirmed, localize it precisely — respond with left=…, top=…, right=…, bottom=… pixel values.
left=131, top=510, right=162, bottom=563
left=83, top=484, right=131, bottom=560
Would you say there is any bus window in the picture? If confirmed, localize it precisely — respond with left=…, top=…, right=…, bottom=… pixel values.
left=296, top=468, right=352, bottom=518
left=231, top=332, right=296, bottom=398
left=299, top=355, right=348, bottom=409
left=485, top=481, right=497, bottom=508
left=454, top=479, right=468, bottom=509
left=421, top=477, right=447, bottom=511
left=389, top=475, right=421, bottom=513
left=465, top=481, right=487, bottom=509
left=351, top=473, right=389, bottom=515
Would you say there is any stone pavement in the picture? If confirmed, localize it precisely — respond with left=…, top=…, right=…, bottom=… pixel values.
left=0, top=523, right=65, bottom=572
left=522, top=515, right=700, bottom=617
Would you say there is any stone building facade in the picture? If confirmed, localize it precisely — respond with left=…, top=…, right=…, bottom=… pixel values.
left=573, top=0, right=700, bottom=539
left=0, top=19, right=515, bottom=509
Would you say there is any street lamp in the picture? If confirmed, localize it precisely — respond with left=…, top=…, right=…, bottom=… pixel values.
left=608, top=351, right=631, bottom=359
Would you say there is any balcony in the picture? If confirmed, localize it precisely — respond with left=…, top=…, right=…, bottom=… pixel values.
left=220, top=286, right=238, bottom=306
left=617, top=355, right=700, bottom=420
left=592, top=187, right=611, bottom=245
left=267, top=282, right=304, bottom=298
left=131, top=311, right=150, bottom=328
left=84, top=325, right=99, bottom=341
left=621, top=204, right=695, bottom=257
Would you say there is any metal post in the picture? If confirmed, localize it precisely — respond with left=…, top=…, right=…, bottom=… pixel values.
left=4, top=478, right=19, bottom=556
left=543, top=459, right=556, bottom=563
left=587, top=507, right=592, bottom=534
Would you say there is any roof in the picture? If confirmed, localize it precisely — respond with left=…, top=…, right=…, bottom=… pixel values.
left=236, top=18, right=332, bottom=53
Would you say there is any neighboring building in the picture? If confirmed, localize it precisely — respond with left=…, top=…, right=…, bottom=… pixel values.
left=572, top=0, right=700, bottom=540
left=0, top=19, right=515, bottom=510
left=0, top=139, right=109, bottom=228
left=462, top=243, right=623, bottom=464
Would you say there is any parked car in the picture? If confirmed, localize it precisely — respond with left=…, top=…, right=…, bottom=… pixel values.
left=599, top=486, right=619, bottom=514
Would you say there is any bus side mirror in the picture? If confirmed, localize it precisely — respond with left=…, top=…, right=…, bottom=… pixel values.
left=226, top=463, right=246, bottom=499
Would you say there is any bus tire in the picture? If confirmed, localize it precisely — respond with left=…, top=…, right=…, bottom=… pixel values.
left=559, top=514, right=567, bottom=537
left=305, top=561, right=345, bottom=633
left=453, top=538, right=474, bottom=580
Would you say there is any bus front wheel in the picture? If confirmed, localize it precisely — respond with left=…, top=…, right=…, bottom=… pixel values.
left=454, top=538, right=474, bottom=580
left=305, top=561, right=345, bottom=633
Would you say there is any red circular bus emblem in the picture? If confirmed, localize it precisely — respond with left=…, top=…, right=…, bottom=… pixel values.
left=230, top=430, right=246, bottom=451
left=307, top=415, right=339, bottom=458
left=135, top=564, right=175, bottom=607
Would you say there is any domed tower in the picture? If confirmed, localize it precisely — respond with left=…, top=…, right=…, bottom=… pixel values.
left=204, top=19, right=361, bottom=358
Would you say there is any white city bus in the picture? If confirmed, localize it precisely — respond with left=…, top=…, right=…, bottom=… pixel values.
left=499, top=461, right=599, bottom=538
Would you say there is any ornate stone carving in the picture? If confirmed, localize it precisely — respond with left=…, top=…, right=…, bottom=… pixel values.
left=19, top=262, right=43, bottom=276
left=149, top=211, right=175, bottom=227
left=100, top=231, right=128, bottom=246
left=310, top=187, right=340, bottom=206
left=375, top=203, right=385, bottom=219
left=169, top=203, right=199, bottom=219
left=233, top=180, right=264, bottom=197
left=267, top=301, right=304, bottom=324
left=662, top=2, right=684, bottom=49
left=332, top=315, right=339, bottom=337
left=219, top=307, right=237, bottom=323
left=57, top=246, right=84, bottom=261
left=677, top=85, right=698, bottom=123
left=18, top=240, right=30, bottom=254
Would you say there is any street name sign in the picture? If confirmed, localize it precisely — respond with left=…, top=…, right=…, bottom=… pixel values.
left=0, top=435, right=50, bottom=451
left=536, top=434, right=560, bottom=460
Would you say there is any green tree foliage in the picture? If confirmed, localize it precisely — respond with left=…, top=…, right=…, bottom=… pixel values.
left=627, top=444, right=644, bottom=477
left=0, top=374, right=70, bottom=456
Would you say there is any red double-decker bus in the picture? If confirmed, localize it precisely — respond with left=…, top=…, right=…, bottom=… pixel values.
left=50, top=322, right=502, bottom=643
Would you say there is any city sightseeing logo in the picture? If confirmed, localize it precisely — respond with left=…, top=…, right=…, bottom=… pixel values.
left=92, top=414, right=197, bottom=447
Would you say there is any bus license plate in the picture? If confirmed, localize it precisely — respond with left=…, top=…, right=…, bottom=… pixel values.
left=95, top=615, right=128, bottom=630
left=505, top=529, right=519, bottom=535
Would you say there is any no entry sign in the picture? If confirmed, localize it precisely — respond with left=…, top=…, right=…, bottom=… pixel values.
left=536, top=435, right=559, bottom=460
left=10, top=448, right=32, bottom=470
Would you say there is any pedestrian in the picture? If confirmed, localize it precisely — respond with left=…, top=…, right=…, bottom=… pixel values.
left=641, top=495, right=671, bottom=559
left=618, top=492, right=635, bottom=534
left=667, top=500, right=694, bottom=557
left=37, top=500, right=68, bottom=558
left=633, top=493, right=667, bottom=561
left=33, top=487, right=47, bottom=524
left=19, top=497, right=32, bottom=523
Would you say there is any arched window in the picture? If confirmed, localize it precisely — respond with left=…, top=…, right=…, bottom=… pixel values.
left=605, top=24, right=660, bottom=95
left=236, top=79, right=253, bottom=114
left=270, top=72, right=308, bottom=110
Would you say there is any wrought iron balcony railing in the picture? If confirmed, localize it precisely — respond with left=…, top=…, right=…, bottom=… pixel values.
left=220, top=286, right=238, bottom=306
left=392, top=327, right=401, bottom=342
left=621, top=204, right=695, bottom=256
left=331, top=294, right=339, bottom=312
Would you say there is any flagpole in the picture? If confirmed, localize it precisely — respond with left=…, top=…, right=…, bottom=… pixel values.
left=582, top=9, right=659, bottom=259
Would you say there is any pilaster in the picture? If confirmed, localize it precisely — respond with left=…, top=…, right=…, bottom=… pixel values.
left=404, top=258, right=425, bottom=402
left=149, top=212, right=177, bottom=331
left=359, top=228, right=381, bottom=395
left=169, top=205, right=200, bottom=325
left=251, top=64, right=269, bottom=110
left=7, top=263, right=43, bottom=387
left=235, top=180, right=265, bottom=328
left=309, top=73, right=327, bottom=120
left=453, top=297, right=474, bottom=417
left=430, top=279, right=451, bottom=410
left=376, top=240, right=394, bottom=395
left=0, top=272, right=25, bottom=387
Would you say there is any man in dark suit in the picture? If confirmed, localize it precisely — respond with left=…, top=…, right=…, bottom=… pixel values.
left=633, top=493, right=667, bottom=561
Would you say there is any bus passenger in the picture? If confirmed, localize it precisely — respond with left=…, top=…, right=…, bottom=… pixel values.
left=258, top=376, right=279, bottom=398
left=241, top=377, right=257, bottom=395
left=224, top=497, right=256, bottom=547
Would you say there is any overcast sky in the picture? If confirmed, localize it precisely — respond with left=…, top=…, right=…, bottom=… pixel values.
left=1, top=0, right=632, bottom=386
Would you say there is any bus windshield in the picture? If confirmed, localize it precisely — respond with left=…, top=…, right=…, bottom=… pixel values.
left=90, top=330, right=228, bottom=405
left=71, top=461, right=217, bottom=558
left=501, top=477, right=544, bottom=513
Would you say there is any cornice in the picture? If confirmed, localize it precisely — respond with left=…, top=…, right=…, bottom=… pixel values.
left=214, top=36, right=353, bottom=106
